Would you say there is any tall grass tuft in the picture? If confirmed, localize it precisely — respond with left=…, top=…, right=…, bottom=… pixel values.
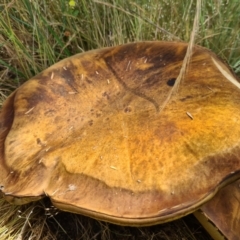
left=0, top=0, right=239, bottom=87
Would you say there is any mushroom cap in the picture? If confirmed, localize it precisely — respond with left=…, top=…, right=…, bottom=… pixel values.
left=200, top=179, right=240, bottom=239
left=1, top=41, right=240, bottom=226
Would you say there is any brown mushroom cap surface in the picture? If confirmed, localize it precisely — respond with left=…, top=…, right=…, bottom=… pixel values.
left=1, top=41, right=240, bottom=226
left=199, top=179, right=240, bottom=239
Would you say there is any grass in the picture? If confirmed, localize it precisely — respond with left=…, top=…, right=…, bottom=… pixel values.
left=0, top=0, right=240, bottom=239
left=0, top=0, right=239, bottom=87
left=0, top=197, right=212, bottom=240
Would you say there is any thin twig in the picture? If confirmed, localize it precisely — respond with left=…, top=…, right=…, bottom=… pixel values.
left=159, top=0, right=202, bottom=112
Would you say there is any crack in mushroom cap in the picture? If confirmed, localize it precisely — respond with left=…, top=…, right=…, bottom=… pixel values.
left=1, top=41, right=240, bottom=226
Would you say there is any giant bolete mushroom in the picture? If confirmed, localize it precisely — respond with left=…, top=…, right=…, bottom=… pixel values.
left=1, top=41, right=240, bottom=229
left=195, top=179, right=240, bottom=239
